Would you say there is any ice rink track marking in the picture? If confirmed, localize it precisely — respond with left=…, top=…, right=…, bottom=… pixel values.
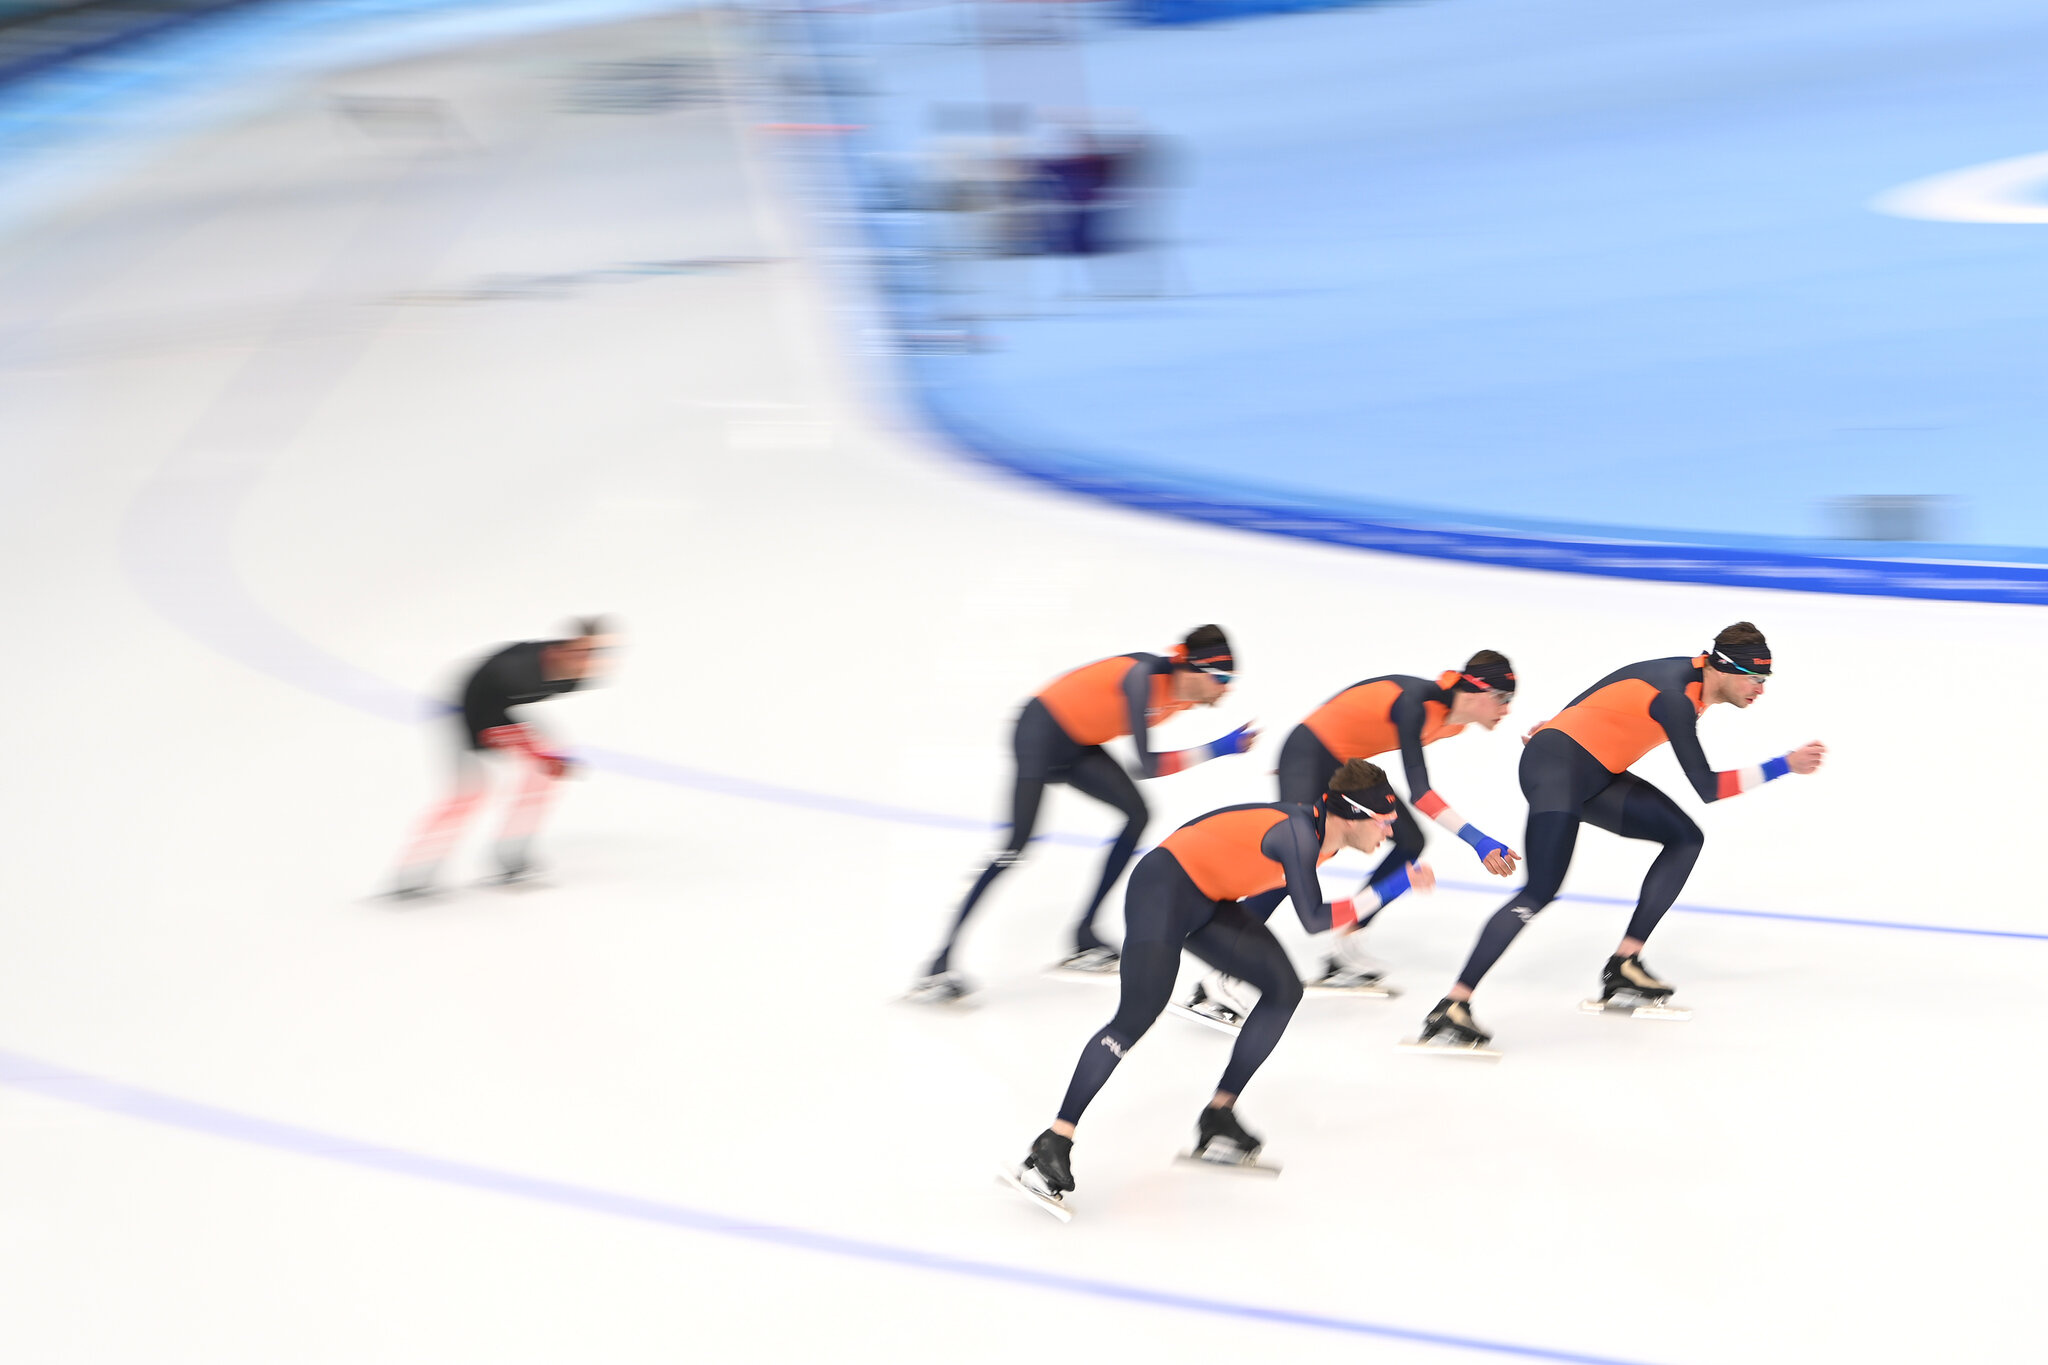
left=0, top=1048, right=1664, bottom=1365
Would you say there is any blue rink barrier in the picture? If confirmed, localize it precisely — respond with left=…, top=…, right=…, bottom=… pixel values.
left=909, top=365, right=2048, bottom=608
left=1127, top=0, right=1367, bottom=26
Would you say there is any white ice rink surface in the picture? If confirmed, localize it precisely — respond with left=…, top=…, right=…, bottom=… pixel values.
left=2, top=8, right=2045, bottom=1363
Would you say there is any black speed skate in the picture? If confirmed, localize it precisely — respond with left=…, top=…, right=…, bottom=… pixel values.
left=1000, top=1129, right=1075, bottom=1221
left=1178, top=1105, right=1279, bottom=1176
left=1600, top=953, right=1673, bottom=1002
left=1167, top=974, right=1252, bottom=1035
left=1400, top=997, right=1501, bottom=1059
left=1421, top=997, right=1490, bottom=1045
left=1050, top=946, right=1121, bottom=977
left=1583, top=954, right=1691, bottom=1021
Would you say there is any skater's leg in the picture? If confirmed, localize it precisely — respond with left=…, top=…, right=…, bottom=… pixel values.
left=1055, top=853, right=1201, bottom=1128
left=1452, top=811, right=1577, bottom=993
left=393, top=743, right=486, bottom=891
left=492, top=757, right=561, bottom=876
left=1449, top=731, right=1610, bottom=997
left=927, top=700, right=1068, bottom=975
left=1063, top=746, right=1147, bottom=953
left=1274, top=723, right=1342, bottom=808
left=1580, top=773, right=1703, bottom=950
left=1186, top=902, right=1302, bottom=1099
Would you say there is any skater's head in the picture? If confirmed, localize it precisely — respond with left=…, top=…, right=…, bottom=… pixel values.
left=1703, top=622, right=1769, bottom=708
left=1171, top=624, right=1234, bottom=706
left=1323, top=759, right=1398, bottom=854
left=543, top=615, right=619, bottom=683
left=1448, top=650, right=1515, bottom=728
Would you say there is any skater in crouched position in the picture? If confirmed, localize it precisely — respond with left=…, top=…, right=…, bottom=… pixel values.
left=915, top=626, right=1255, bottom=998
left=1187, top=651, right=1520, bottom=1021
left=390, top=618, right=616, bottom=896
left=1013, top=760, right=1400, bottom=1211
left=1419, top=623, right=1824, bottom=1049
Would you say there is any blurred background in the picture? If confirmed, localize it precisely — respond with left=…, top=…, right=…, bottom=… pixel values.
left=2, top=0, right=2045, bottom=1362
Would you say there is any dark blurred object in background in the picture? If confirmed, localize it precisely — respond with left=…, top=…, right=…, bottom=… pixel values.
left=0, top=0, right=260, bottom=83
left=1826, top=495, right=1957, bottom=543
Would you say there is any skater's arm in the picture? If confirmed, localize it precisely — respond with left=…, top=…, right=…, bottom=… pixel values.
left=1395, top=689, right=1514, bottom=874
left=479, top=723, right=570, bottom=778
left=1652, top=689, right=1796, bottom=803
left=1124, top=659, right=1166, bottom=777
left=1263, top=814, right=1349, bottom=934
left=1133, top=660, right=1257, bottom=778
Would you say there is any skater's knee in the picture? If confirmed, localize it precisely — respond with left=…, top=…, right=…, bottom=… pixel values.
left=1260, top=970, right=1303, bottom=1016
left=1230, top=949, right=1301, bottom=1016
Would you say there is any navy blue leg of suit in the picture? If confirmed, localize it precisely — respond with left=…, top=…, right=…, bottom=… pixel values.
left=1058, top=853, right=1302, bottom=1126
left=1456, top=730, right=1704, bottom=990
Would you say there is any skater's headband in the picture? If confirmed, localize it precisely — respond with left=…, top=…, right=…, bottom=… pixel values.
left=1171, top=640, right=1236, bottom=677
left=1706, top=641, right=1772, bottom=676
left=1450, top=659, right=1515, bottom=694
left=1324, top=781, right=1397, bottom=822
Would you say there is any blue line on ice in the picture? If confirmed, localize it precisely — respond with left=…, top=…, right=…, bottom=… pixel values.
left=0, top=1048, right=1663, bottom=1365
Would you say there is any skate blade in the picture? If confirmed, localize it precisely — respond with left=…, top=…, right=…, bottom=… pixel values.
left=1165, top=1002, right=1243, bottom=1036
left=1397, top=1037, right=1503, bottom=1061
left=1174, top=1150, right=1281, bottom=1178
left=370, top=887, right=449, bottom=906
left=1303, top=982, right=1401, bottom=999
left=996, top=1168, right=1072, bottom=1222
left=897, top=989, right=979, bottom=1010
left=1580, top=998, right=1691, bottom=1021
left=476, top=874, right=550, bottom=892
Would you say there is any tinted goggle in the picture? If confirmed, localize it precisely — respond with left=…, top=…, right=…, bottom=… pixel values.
left=1192, top=662, right=1234, bottom=684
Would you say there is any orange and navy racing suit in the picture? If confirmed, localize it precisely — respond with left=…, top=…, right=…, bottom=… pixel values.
left=1276, top=672, right=1505, bottom=924
left=927, top=653, right=1251, bottom=975
left=1056, top=802, right=1349, bottom=1125
left=1453, top=655, right=1795, bottom=990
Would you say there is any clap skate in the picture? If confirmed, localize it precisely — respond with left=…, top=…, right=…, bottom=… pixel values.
left=1580, top=954, right=1691, bottom=1021
left=1175, top=1105, right=1279, bottom=1177
left=1046, top=945, right=1121, bottom=980
left=998, top=1129, right=1074, bottom=1221
left=1399, top=996, right=1503, bottom=1060
left=1167, top=973, right=1254, bottom=1036
left=901, top=971, right=977, bottom=1007
left=1303, top=955, right=1400, bottom=999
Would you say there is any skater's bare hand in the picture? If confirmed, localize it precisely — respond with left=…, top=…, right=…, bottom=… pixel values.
left=1788, top=741, right=1825, bottom=775
left=1408, top=862, right=1437, bottom=893
left=1521, top=723, right=1544, bottom=746
left=1482, top=847, right=1522, bottom=877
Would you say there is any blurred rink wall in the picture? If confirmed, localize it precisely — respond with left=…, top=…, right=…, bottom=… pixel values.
left=768, top=0, right=2048, bottom=609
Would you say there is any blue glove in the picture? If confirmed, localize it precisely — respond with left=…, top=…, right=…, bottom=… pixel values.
left=1205, top=721, right=1258, bottom=760
left=1458, top=825, right=1509, bottom=864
